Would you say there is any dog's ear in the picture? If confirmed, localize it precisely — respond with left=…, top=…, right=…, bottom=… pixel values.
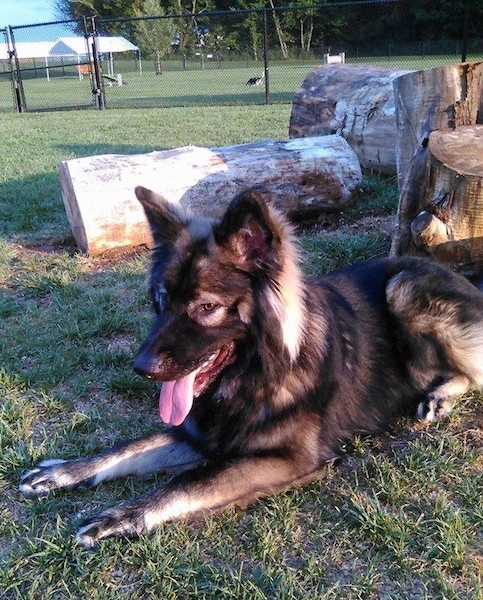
left=135, top=186, right=184, bottom=245
left=213, top=189, right=280, bottom=269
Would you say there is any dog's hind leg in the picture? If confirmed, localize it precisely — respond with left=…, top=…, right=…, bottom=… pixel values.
left=416, top=374, right=474, bottom=421
left=416, top=322, right=483, bottom=421
left=386, top=262, right=483, bottom=422
left=19, top=431, right=205, bottom=498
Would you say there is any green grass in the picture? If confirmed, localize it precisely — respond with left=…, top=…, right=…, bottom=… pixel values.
left=1, top=61, right=311, bottom=112
left=2, top=53, right=482, bottom=112
left=0, top=107, right=482, bottom=599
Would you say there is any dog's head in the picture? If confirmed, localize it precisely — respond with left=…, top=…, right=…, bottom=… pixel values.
left=133, top=186, right=305, bottom=426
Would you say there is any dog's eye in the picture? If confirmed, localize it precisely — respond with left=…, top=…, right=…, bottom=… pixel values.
left=190, top=299, right=224, bottom=325
left=201, top=303, right=218, bottom=313
left=154, top=285, right=168, bottom=313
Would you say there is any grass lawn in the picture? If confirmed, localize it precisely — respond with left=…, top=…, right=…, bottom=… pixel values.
left=2, top=53, right=482, bottom=112
left=0, top=106, right=482, bottom=599
left=1, top=60, right=316, bottom=111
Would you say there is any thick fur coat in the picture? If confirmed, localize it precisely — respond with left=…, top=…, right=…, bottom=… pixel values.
left=20, top=188, right=483, bottom=546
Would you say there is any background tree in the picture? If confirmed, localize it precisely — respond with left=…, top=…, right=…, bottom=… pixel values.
left=160, top=0, right=215, bottom=56
left=55, top=0, right=143, bottom=34
left=54, top=0, right=483, bottom=58
left=227, top=0, right=265, bottom=61
left=243, top=10, right=263, bottom=61
left=267, top=0, right=288, bottom=58
left=55, top=0, right=143, bottom=21
left=133, top=0, right=176, bottom=74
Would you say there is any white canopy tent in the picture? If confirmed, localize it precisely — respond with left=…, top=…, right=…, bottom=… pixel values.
left=50, top=36, right=141, bottom=76
left=1, top=36, right=141, bottom=79
left=1, top=41, right=55, bottom=60
left=1, top=41, right=56, bottom=79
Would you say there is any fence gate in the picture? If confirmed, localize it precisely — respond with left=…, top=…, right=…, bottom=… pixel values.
left=1, top=27, right=26, bottom=112
left=4, top=19, right=105, bottom=113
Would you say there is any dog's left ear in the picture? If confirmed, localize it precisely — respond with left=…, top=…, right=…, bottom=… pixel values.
left=213, top=189, right=280, bottom=269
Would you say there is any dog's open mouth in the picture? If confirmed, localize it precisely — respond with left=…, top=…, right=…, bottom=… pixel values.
left=159, top=342, right=235, bottom=426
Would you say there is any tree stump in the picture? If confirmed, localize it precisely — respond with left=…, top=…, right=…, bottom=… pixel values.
left=407, top=125, right=483, bottom=272
left=289, top=64, right=412, bottom=174
left=391, top=61, right=483, bottom=266
left=58, top=136, right=362, bottom=255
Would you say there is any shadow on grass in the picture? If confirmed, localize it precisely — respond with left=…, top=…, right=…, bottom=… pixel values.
left=103, top=91, right=294, bottom=110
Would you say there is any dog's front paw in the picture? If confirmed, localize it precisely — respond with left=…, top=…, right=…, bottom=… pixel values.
left=76, top=503, right=146, bottom=548
left=19, top=459, right=70, bottom=498
left=19, top=458, right=96, bottom=498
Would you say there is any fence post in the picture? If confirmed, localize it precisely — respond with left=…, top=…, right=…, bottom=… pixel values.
left=90, top=17, right=106, bottom=109
left=461, top=0, right=471, bottom=62
left=7, top=26, right=26, bottom=113
left=263, top=7, right=270, bottom=104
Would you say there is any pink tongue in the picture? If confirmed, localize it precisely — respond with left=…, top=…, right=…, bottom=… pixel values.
left=159, top=369, right=199, bottom=426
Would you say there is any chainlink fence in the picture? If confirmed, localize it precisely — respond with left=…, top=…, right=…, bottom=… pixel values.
left=1, top=0, right=481, bottom=113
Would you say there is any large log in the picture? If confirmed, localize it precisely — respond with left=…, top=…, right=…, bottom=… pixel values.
left=289, top=64, right=412, bottom=174
left=407, top=125, right=483, bottom=272
left=58, top=136, right=362, bottom=255
left=391, top=62, right=483, bottom=259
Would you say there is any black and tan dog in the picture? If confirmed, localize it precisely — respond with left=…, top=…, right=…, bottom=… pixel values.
left=20, top=187, right=483, bottom=547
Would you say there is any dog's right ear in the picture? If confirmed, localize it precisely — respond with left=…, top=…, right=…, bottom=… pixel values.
left=213, top=189, right=280, bottom=271
left=135, top=186, right=183, bottom=245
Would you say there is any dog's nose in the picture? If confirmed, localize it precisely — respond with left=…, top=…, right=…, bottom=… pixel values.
left=133, top=353, right=158, bottom=380
left=134, top=366, right=154, bottom=380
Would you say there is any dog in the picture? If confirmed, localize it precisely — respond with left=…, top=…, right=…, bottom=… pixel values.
left=246, top=76, right=263, bottom=85
left=19, top=187, right=483, bottom=547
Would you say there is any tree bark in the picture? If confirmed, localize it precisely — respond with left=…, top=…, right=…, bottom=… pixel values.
left=390, top=62, right=483, bottom=259
left=58, top=137, right=362, bottom=255
left=268, top=0, right=288, bottom=58
left=405, top=125, right=483, bottom=273
left=289, top=64, right=412, bottom=174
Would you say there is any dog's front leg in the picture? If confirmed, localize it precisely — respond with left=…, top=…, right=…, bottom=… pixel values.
left=19, top=431, right=205, bottom=498
left=76, top=454, right=322, bottom=547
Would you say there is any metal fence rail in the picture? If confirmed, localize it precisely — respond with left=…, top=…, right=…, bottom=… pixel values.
left=1, top=1, right=481, bottom=113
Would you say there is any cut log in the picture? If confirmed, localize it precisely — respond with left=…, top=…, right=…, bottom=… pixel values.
left=405, top=125, right=483, bottom=272
left=391, top=62, right=483, bottom=258
left=58, top=136, right=362, bottom=255
left=289, top=64, right=412, bottom=174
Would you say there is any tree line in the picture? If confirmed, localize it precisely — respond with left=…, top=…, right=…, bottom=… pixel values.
left=54, top=0, right=482, bottom=62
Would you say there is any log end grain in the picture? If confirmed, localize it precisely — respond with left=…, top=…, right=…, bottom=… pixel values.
left=429, top=125, right=483, bottom=177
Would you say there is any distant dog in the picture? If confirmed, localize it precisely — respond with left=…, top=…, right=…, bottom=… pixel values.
left=20, top=188, right=483, bottom=547
left=246, top=76, right=263, bottom=85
